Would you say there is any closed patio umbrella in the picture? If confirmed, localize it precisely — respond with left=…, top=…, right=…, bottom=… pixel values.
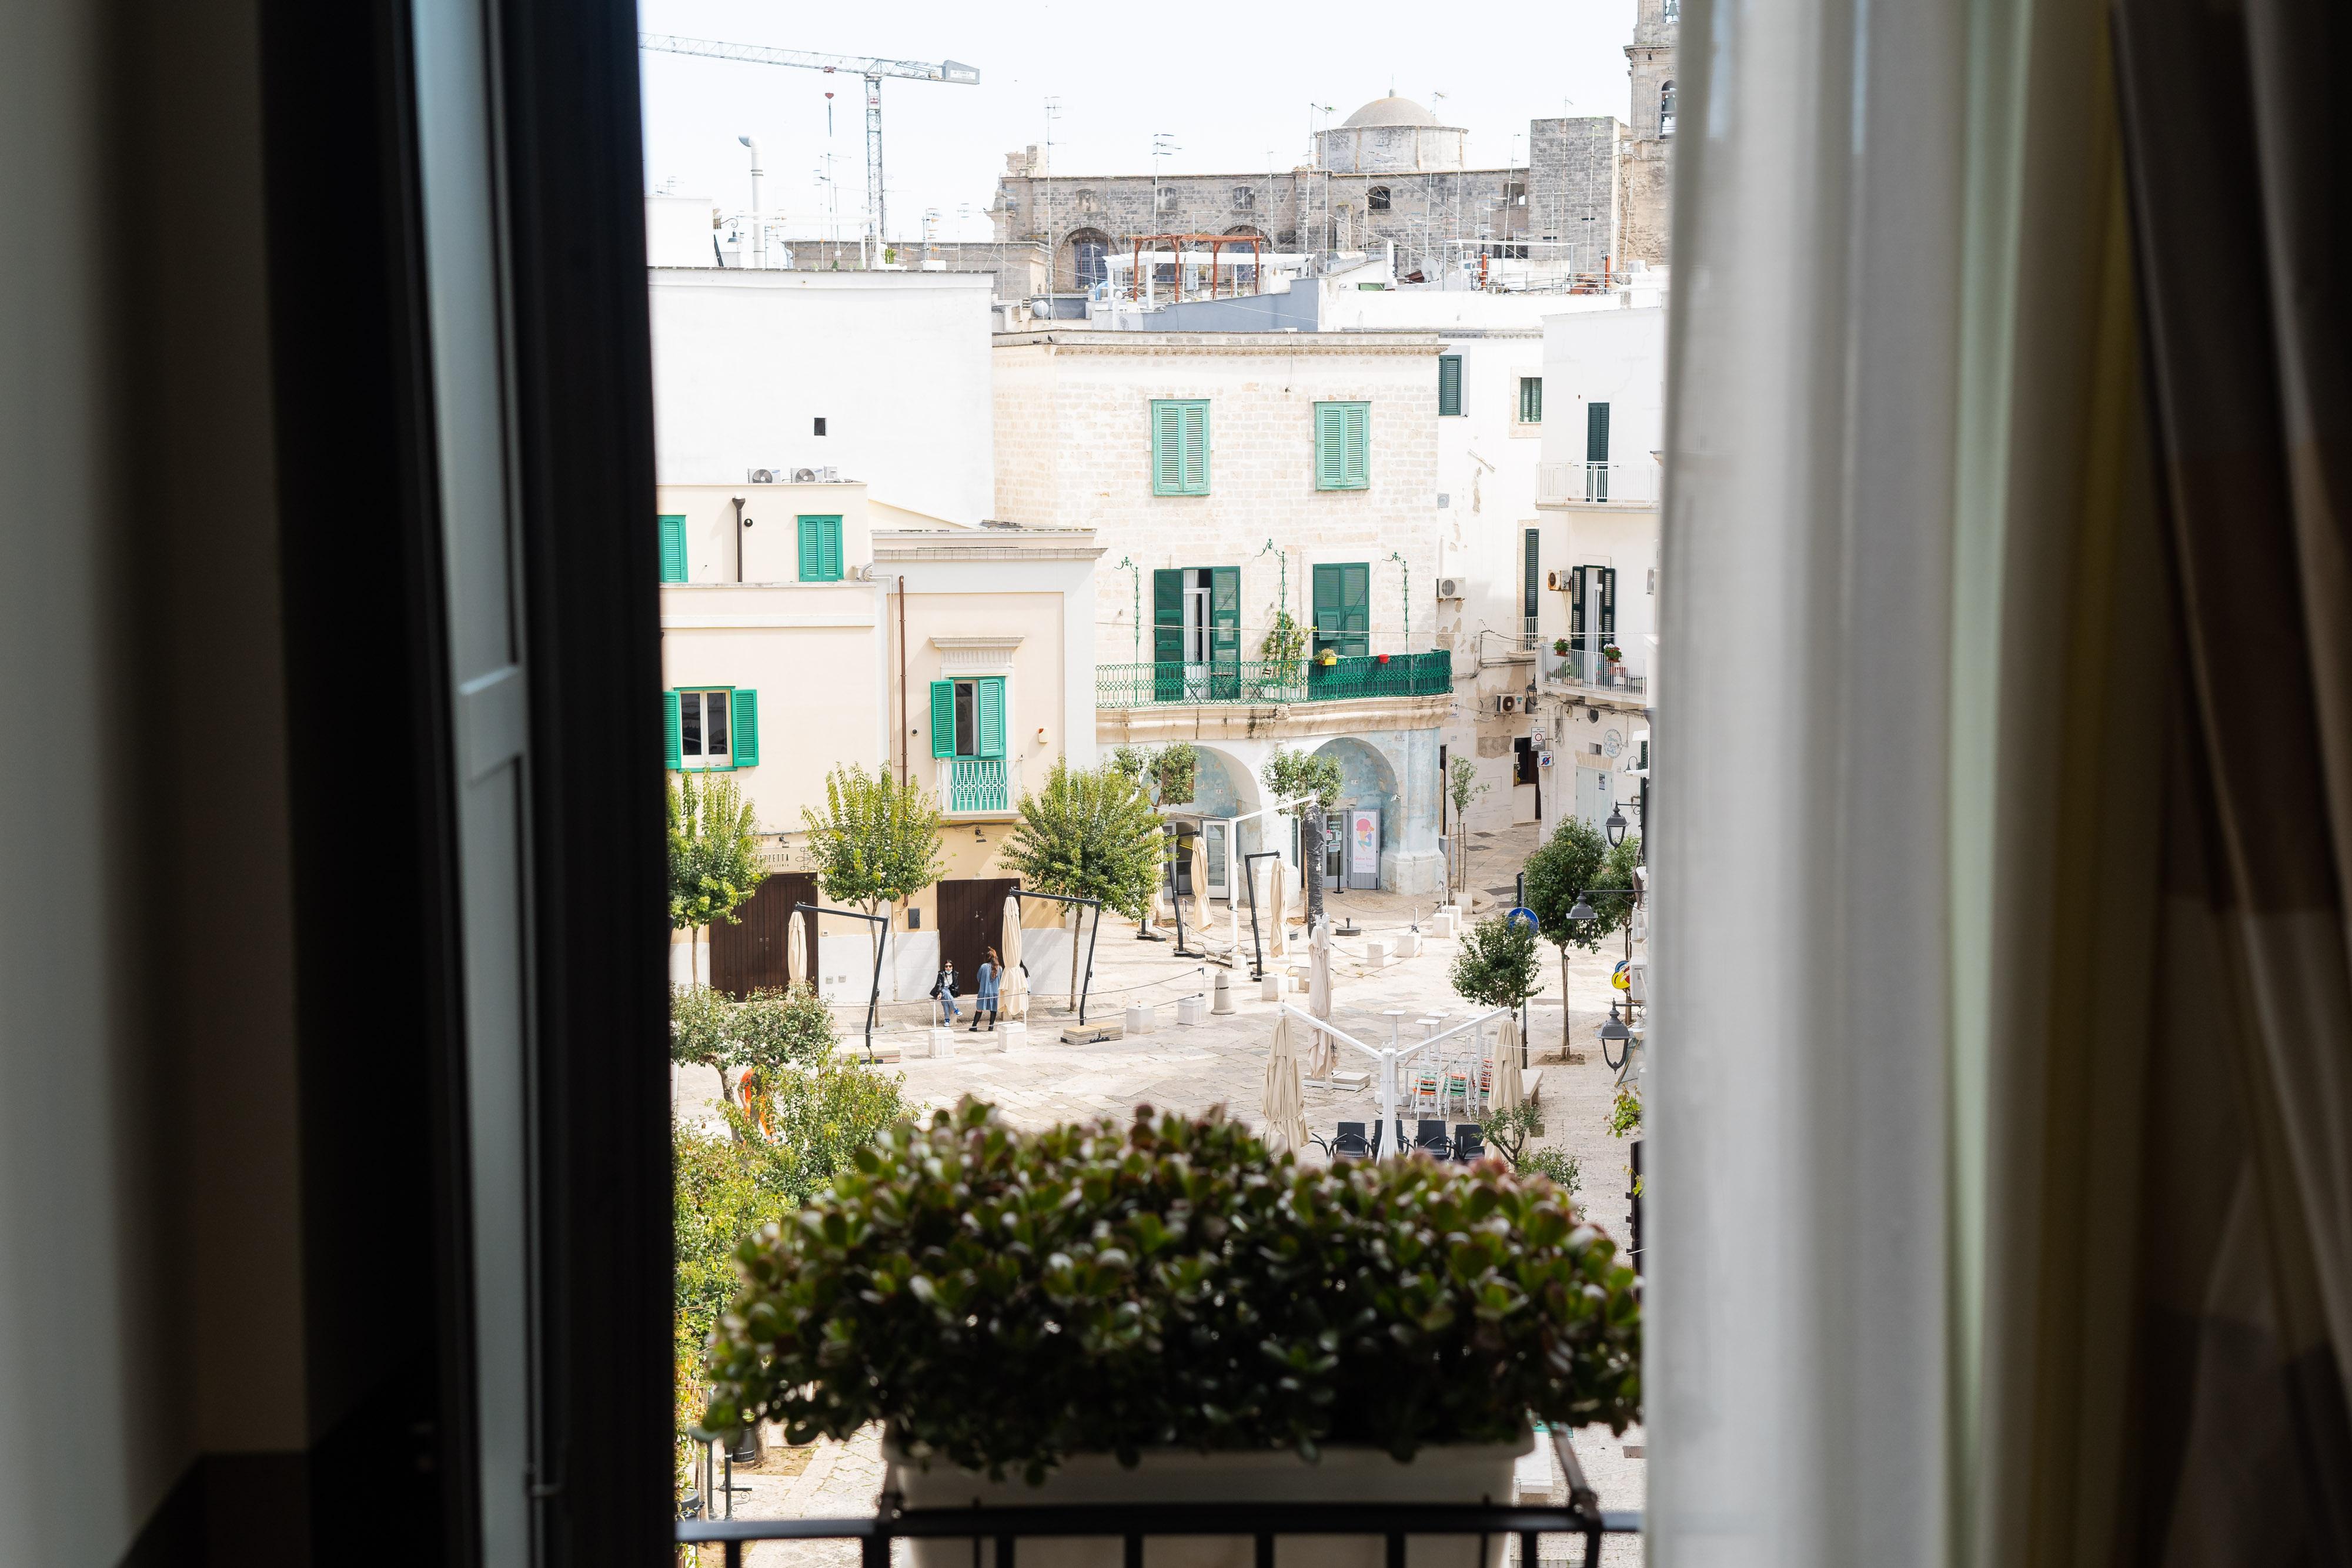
left=1266, top=857, right=1288, bottom=959
left=1261, top=1010, right=1310, bottom=1155
left=787, top=909, right=808, bottom=993
left=999, top=898, right=1026, bottom=1020
left=1492, top=1013, right=1526, bottom=1115
left=1306, top=918, right=1336, bottom=1079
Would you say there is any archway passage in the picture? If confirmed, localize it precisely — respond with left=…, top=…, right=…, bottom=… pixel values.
left=1311, top=737, right=1402, bottom=891
left=1062, top=227, right=1113, bottom=290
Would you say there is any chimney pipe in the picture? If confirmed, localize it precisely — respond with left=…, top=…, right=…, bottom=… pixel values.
left=738, top=135, right=766, bottom=268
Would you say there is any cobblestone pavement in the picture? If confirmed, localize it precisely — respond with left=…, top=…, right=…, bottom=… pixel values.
left=682, top=821, right=1648, bottom=1566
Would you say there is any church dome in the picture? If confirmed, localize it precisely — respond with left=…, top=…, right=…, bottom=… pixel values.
left=1341, top=95, right=1442, bottom=128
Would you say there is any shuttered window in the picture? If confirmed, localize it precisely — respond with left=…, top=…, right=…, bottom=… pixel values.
left=930, top=677, right=1006, bottom=758
left=731, top=689, right=759, bottom=765
left=1311, top=561, right=1371, bottom=657
left=666, top=687, right=754, bottom=768
left=662, top=690, right=682, bottom=769
left=658, top=513, right=688, bottom=582
left=1314, top=402, right=1370, bottom=490
left=797, top=514, right=844, bottom=581
left=1586, top=401, right=1611, bottom=462
left=1150, top=400, right=1210, bottom=496
left=1437, top=355, right=1463, bottom=416
left=1518, top=377, right=1544, bottom=423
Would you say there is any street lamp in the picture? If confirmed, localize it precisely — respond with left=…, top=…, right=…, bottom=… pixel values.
left=1605, top=804, right=1628, bottom=846
left=1568, top=891, right=1598, bottom=922
left=1599, top=1002, right=1633, bottom=1071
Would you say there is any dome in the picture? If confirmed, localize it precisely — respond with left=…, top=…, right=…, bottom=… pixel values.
left=1341, top=95, right=1441, bottom=129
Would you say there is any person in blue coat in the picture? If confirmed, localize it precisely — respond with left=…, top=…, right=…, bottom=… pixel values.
left=971, top=947, right=1001, bottom=1032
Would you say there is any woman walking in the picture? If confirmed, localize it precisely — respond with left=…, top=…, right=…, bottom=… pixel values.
left=971, top=947, right=1001, bottom=1032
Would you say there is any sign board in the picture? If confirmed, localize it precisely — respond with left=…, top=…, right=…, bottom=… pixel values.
left=1347, top=807, right=1381, bottom=890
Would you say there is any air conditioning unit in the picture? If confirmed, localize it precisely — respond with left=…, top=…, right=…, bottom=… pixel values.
left=789, top=465, right=839, bottom=484
left=746, top=466, right=786, bottom=484
left=1435, top=576, right=1464, bottom=600
left=1546, top=569, right=1566, bottom=591
left=1492, top=693, right=1518, bottom=716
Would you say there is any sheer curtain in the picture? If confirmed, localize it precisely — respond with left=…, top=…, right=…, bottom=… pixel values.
left=1652, top=0, right=2347, bottom=1563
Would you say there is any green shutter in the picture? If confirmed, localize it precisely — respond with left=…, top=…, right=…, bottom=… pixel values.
left=1599, top=568, right=1617, bottom=640
left=1152, top=569, right=1185, bottom=664
left=1340, top=562, right=1370, bottom=654
left=975, top=677, right=1005, bottom=758
left=1586, top=400, right=1611, bottom=462
left=1437, top=355, right=1462, bottom=416
left=1519, top=377, right=1544, bottom=423
left=658, top=514, right=687, bottom=583
left=1314, top=403, right=1368, bottom=490
left=732, top=689, right=759, bottom=766
left=1314, top=404, right=1344, bottom=489
left=1153, top=400, right=1209, bottom=496
left=819, top=517, right=843, bottom=580
left=1343, top=403, right=1369, bottom=487
left=1210, top=567, right=1239, bottom=666
left=662, top=690, right=682, bottom=770
left=799, top=517, right=821, bottom=580
left=929, top=680, right=957, bottom=758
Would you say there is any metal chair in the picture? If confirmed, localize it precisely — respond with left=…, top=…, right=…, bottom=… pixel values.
left=1328, top=1121, right=1371, bottom=1161
left=1452, top=1124, right=1486, bottom=1163
left=1415, top=1118, right=1452, bottom=1156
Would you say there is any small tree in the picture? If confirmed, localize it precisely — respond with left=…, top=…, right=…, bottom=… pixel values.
left=1450, top=914, right=1542, bottom=1012
left=801, top=764, right=945, bottom=971
left=1261, top=746, right=1342, bottom=924
left=726, top=985, right=840, bottom=1109
left=1479, top=1103, right=1583, bottom=1196
left=1000, top=760, right=1163, bottom=1004
left=1523, top=817, right=1636, bottom=1058
left=669, top=773, right=764, bottom=988
left=1446, top=755, right=1490, bottom=895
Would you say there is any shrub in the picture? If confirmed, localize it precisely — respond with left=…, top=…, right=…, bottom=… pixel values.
left=701, top=1101, right=1640, bottom=1480
left=1450, top=916, right=1542, bottom=1010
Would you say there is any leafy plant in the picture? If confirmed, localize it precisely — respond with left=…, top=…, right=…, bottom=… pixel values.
left=1445, top=756, right=1489, bottom=894
left=1111, top=742, right=1198, bottom=808
left=1261, top=608, right=1307, bottom=670
left=1478, top=1105, right=1581, bottom=1198
left=726, top=985, right=841, bottom=1109
left=1261, top=747, right=1342, bottom=814
left=670, top=982, right=734, bottom=1068
left=801, top=764, right=945, bottom=965
left=998, top=757, right=1163, bottom=924
left=669, top=773, right=765, bottom=984
left=1607, top=1084, right=1642, bottom=1140
left=701, top=1102, right=1640, bottom=1478
left=1601, top=644, right=1623, bottom=662
left=1522, top=820, right=1639, bottom=1057
left=1552, top=637, right=1571, bottom=656
left=1449, top=915, right=1542, bottom=1011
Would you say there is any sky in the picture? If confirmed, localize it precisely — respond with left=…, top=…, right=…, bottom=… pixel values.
left=637, top=0, right=1642, bottom=243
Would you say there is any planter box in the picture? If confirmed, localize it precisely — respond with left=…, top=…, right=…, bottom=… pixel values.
left=887, top=1431, right=1532, bottom=1568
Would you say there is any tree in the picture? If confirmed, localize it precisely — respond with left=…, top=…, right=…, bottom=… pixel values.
left=1261, top=746, right=1342, bottom=924
left=669, top=773, right=764, bottom=988
left=800, top=764, right=945, bottom=969
left=1111, top=741, right=1197, bottom=807
left=1446, top=755, right=1489, bottom=895
left=1449, top=914, right=1542, bottom=1012
left=999, top=760, right=1163, bottom=1004
left=1522, top=818, right=1638, bottom=1057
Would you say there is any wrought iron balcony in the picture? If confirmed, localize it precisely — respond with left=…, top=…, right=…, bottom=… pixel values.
left=941, top=757, right=1011, bottom=814
left=1539, top=646, right=1647, bottom=697
left=1096, top=653, right=1452, bottom=710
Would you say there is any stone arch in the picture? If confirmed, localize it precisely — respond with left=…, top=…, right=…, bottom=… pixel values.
left=1184, top=744, right=1259, bottom=820
left=1060, top=226, right=1113, bottom=290
left=1311, top=736, right=1404, bottom=870
left=1367, top=185, right=1393, bottom=212
left=1659, top=80, right=1676, bottom=136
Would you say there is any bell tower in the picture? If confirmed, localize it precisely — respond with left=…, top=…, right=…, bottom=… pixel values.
left=1619, top=0, right=1678, bottom=266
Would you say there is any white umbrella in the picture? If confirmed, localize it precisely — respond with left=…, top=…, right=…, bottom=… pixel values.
left=1261, top=1010, right=1310, bottom=1155
left=1306, top=919, right=1336, bottom=1079
left=787, top=910, right=808, bottom=993
left=1492, top=1013, right=1526, bottom=1115
left=999, top=898, right=1027, bottom=1020
left=1266, top=857, right=1288, bottom=959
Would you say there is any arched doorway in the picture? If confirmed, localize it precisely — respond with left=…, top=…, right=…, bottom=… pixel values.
left=1311, top=737, right=1401, bottom=891
left=1061, top=226, right=1112, bottom=291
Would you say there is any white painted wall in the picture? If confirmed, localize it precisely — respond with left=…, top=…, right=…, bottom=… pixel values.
left=645, top=193, right=718, bottom=268
left=649, top=269, right=997, bottom=526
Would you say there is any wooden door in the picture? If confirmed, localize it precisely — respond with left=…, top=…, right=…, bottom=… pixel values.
left=708, top=872, right=818, bottom=997
left=934, top=877, right=1018, bottom=995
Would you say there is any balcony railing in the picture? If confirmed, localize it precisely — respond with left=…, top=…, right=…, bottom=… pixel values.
left=942, top=757, right=1011, bottom=814
left=1541, top=645, right=1648, bottom=696
left=1536, top=461, right=1658, bottom=506
left=1096, top=653, right=1452, bottom=709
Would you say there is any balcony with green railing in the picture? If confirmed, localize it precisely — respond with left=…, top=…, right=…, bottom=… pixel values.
left=942, top=757, right=1010, bottom=814
left=1095, top=651, right=1452, bottom=710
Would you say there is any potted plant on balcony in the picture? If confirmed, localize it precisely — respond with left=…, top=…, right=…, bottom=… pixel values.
left=1551, top=637, right=1570, bottom=657
left=1600, top=644, right=1624, bottom=680
left=701, top=1102, right=1640, bottom=1568
left=1261, top=610, right=1308, bottom=701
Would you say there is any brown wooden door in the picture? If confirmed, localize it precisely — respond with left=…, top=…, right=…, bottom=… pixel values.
left=709, top=872, right=818, bottom=997
left=934, top=877, right=1017, bottom=997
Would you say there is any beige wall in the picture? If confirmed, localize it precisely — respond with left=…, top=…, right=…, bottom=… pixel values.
left=659, top=480, right=871, bottom=585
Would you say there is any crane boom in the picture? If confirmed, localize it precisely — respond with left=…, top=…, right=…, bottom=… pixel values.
left=639, top=33, right=980, bottom=256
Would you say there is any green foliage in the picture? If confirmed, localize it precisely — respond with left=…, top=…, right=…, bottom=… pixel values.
left=1446, top=754, right=1489, bottom=819
left=1524, top=1146, right=1583, bottom=1193
left=801, top=764, right=946, bottom=920
left=1260, top=746, right=1342, bottom=815
left=1450, top=915, right=1542, bottom=1009
left=719, top=1058, right=910, bottom=1206
left=997, top=758, right=1164, bottom=921
left=670, top=983, right=734, bottom=1067
left=1479, top=1105, right=1582, bottom=1196
left=1110, top=741, right=1197, bottom=807
left=1522, top=818, right=1615, bottom=955
left=701, top=1101, right=1640, bottom=1478
left=1607, top=1084, right=1642, bottom=1140
left=670, top=983, right=838, bottom=1082
left=1595, top=835, right=1642, bottom=932
left=668, top=772, right=764, bottom=941
left=1261, top=607, right=1307, bottom=668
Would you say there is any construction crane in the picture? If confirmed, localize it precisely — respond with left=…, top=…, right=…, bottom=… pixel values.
left=639, top=34, right=980, bottom=258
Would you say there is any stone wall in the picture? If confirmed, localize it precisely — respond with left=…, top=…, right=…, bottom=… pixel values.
left=1526, top=118, right=1623, bottom=263
left=1619, top=142, right=1673, bottom=269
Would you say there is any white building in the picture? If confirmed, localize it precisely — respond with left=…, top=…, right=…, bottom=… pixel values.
left=1531, top=301, right=1667, bottom=836
left=993, top=328, right=1453, bottom=897
left=647, top=269, right=996, bottom=528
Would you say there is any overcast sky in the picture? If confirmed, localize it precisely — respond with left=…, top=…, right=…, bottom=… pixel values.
left=637, top=0, right=1642, bottom=243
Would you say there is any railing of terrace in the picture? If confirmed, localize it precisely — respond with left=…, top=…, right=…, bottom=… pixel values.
left=1097, top=652, right=1452, bottom=709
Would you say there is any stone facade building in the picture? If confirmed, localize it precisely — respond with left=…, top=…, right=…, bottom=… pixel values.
left=992, top=18, right=1678, bottom=290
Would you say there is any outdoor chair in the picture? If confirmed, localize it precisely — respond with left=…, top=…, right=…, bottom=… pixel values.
left=1415, top=1118, right=1452, bottom=1156
left=1453, top=1124, right=1486, bottom=1163
left=1367, top=1119, right=1408, bottom=1160
left=1327, top=1122, right=1371, bottom=1161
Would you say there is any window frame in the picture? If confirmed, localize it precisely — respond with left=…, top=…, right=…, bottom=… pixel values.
left=1313, top=400, right=1371, bottom=492
left=674, top=686, right=734, bottom=768
left=1438, top=355, right=1463, bottom=417
left=1518, top=377, right=1544, bottom=424
left=1150, top=399, right=1212, bottom=496
left=1311, top=560, right=1372, bottom=657
left=796, top=513, right=844, bottom=581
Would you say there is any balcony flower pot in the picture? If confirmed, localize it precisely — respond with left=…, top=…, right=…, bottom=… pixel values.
left=703, top=1105, right=1638, bottom=1568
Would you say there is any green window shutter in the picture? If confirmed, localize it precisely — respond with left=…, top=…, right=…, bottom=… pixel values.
left=1181, top=401, right=1210, bottom=494
left=1152, top=569, right=1185, bottom=664
left=1599, top=568, right=1618, bottom=640
left=1313, top=404, right=1344, bottom=489
left=1312, top=561, right=1340, bottom=648
left=1586, top=400, right=1611, bottom=462
left=1437, top=355, right=1462, bottom=416
left=1151, top=402, right=1185, bottom=495
left=799, top=517, right=821, bottom=580
left=1570, top=565, right=1589, bottom=648
left=732, top=689, right=759, bottom=766
left=821, top=517, right=843, bottom=580
left=929, top=681, right=957, bottom=758
left=1520, top=377, right=1544, bottom=423
left=1524, top=530, right=1541, bottom=626
left=1340, top=561, right=1370, bottom=653
left=975, top=677, right=1005, bottom=758
left=658, top=514, right=688, bottom=583
left=1342, top=403, right=1369, bottom=487
left=662, top=690, right=682, bottom=770
left=1210, top=567, right=1239, bottom=666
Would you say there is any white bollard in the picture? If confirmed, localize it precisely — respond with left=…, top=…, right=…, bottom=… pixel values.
left=928, top=1027, right=954, bottom=1059
left=1394, top=930, right=1421, bottom=958
left=1177, top=995, right=1206, bottom=1027
left=1124, top=1002, right=1157, bottom=1035
left=1000, top=1021, right=1028, bottom=1049
left=1364, top=940, right=1389, bottom=969
left=1211, top=967, right=1235, bottom=1015
left=1260, top=974, right=1282, bottom=1002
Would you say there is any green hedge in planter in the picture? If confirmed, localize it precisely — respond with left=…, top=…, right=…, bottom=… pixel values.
left=701, top=1100, right=1640, bottom=1481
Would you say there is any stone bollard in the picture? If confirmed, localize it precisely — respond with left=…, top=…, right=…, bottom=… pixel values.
left=928, top=1027, right=954, bottom=1059
left=1259, top=974, right=1282, bottom=1002
left=1364, top=940, right=1389, bottom=968
left=1211, top=967, right=1235, bottom=1015
left=1395, top=930, right=1421, bottom=959
left=1123, top=1002, right=1157, bottom=1035
left=1000, top=1021, right=1028, bottom=1049
left=1177, top=995, right=1205, bottom=1027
